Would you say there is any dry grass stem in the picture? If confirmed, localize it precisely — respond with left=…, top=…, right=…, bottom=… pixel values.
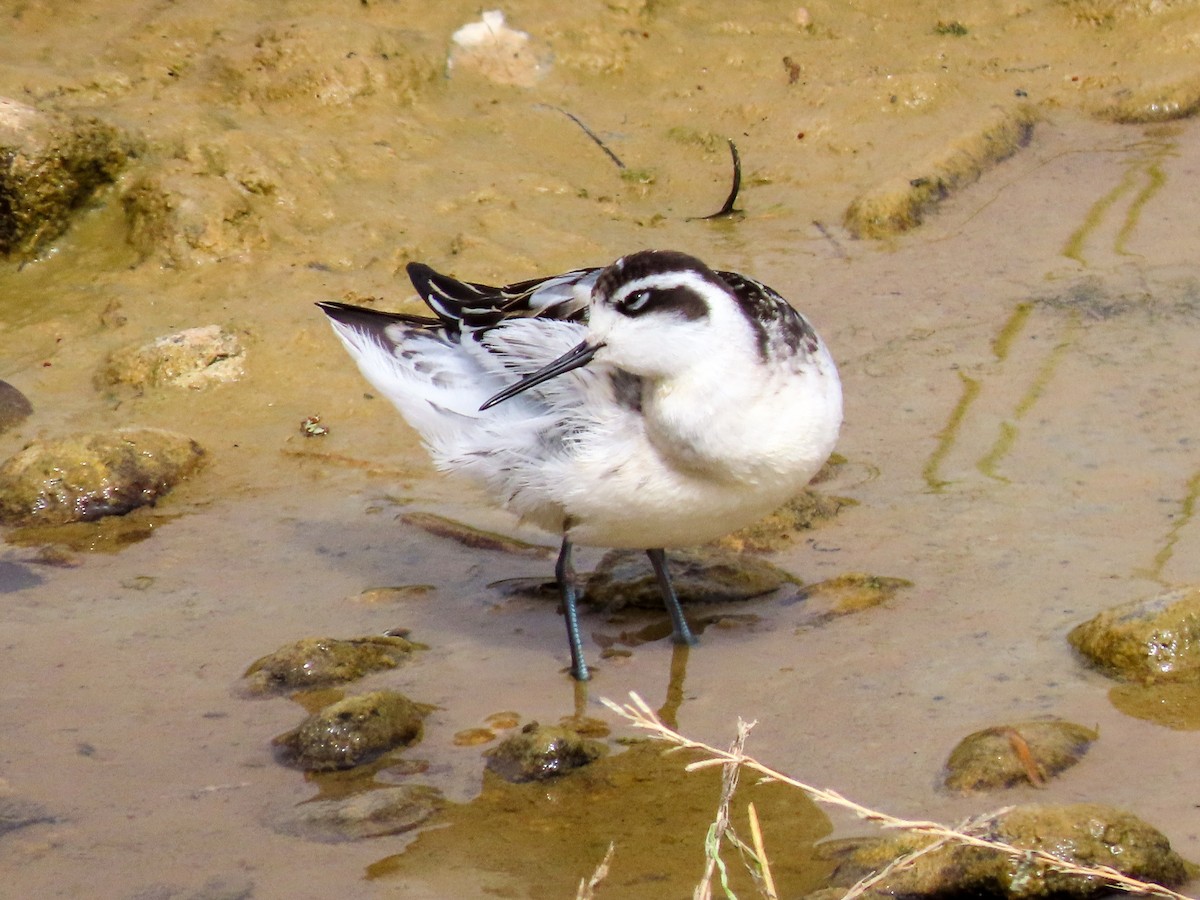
left=747, top=802, right=779, bottom=900
left=601, top=692, right=1197, bottom=900
left=694, top=719, right=751, bottom=900
left=576, top=842, right=615, bottom=900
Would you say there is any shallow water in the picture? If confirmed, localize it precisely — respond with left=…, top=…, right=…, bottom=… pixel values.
left=3, top=3, right=1200, bottom=898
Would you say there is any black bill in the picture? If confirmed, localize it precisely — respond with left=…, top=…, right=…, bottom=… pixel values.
left=480, top=339, right=604, bottom=410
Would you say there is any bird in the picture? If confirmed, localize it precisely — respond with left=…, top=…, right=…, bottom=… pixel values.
left=317, top=249, right=842, bottom=680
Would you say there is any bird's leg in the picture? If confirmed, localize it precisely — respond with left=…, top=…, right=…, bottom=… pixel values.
left=555, top=538, right=590, bottom=681
left=646, top=549, right=697, bottom=646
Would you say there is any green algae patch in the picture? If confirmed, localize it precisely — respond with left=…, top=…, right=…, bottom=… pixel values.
left=243, top=635, right=422, bottom=696
left=0, top=428, right=205, bottom=527
left=942, top=721, right=1098, bottom=792
left=844, top=103, right=1036, bottom=239
left=368, top=741, right=832, bottom=898
left=819, top=803, right=1193, bottom=900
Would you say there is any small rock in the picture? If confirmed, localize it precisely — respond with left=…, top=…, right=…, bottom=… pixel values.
left=0, top=428, right=205, bottom=526
left=819, top=803, right=1193, bottom=899
left=100, top=325, right=245, bottom=390
left=0, top=381, right=33, bottom=434
left=242, top=635, right=421, bottom=695
left=448, top=11, right=549, bottom=87
left=274, top=690, right=428, bottom=771
left=943, top=721, right=1098, bottom=792
left=485, top=722, right=605, bottom=783
left=268, top=784, right=442, bottom=843
left=1068, top=587, right=1200, bottom=684
left=0, top=97, right=130, bottom=261
left=584, top=547, right=794, bottom=610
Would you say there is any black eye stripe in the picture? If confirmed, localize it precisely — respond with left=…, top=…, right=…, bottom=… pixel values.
left=617, top=285, right=708, bottom=320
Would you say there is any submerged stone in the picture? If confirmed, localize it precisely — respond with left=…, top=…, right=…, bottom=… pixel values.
left=716, top=489, right=855, bottom=553
left=793, top=573, right=912, bottom=628
left=584, top=547, right=794, bottom=610
left=268, top=784, right=442, bottom=843
left=0, top=428, right=205, bottom=526
left=400, top=511, right=551, bottom=558
left=100, top=325, right=246, bottom=391
left=818, top=803, right=1192, bottom=899
left=942, top=721, right=1098, bottom=792
left=243, top=635, right=421, bottom=695
left=1068, top=587, right=1200, bottom=684
left=274, top=690, right=428, bottom=771
left=485, top=723, right=605, bottom=783
left=0, top=795, right=57, bottom=836
left=0, top=382, right=33, bottom=435
left=0, top=96, right=130, bottom=261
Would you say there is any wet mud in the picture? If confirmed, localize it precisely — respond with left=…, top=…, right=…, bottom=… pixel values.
left=3, top=2, right=1200, bottom=898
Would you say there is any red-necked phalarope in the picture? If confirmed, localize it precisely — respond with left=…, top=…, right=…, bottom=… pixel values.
left=318, top=249, right=843, bottom=680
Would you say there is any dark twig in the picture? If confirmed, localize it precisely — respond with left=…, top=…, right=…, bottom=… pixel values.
left=696, top=139, right=742, bottom=220
left=537, top=104, right=626, bottom=170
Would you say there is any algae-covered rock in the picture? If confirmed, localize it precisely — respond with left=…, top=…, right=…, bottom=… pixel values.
left=268, top=784, right=442, bottom=842
left=0, top=97, right=130, bottom=260
left=1068, top=587, right=1200, bottom=684
left=100, top=325, right=246, bottom=390
left=243, top=635, right=421, bottom=695
left=274, top=690, right=428, bottom=771
left=448, top=10, right=549, bottom=87
left=943, top=721, right=1098, bottom=792
left=485, top=722, right=606, bottom=783
left=819, top=803, right=1192, bottom=899
left=0, top=428, right=205, bottom=526
left=584, top=547, right=794, bottom=611
left=0, top=381, right=33, bottom=434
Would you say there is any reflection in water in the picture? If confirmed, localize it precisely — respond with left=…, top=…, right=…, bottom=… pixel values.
left=657, top=641, right=690, bottom=730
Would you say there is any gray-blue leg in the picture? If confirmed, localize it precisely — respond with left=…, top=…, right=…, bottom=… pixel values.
left=646, top=549, right=697, bottom=646
left=555, top=538, right=590, bottom=681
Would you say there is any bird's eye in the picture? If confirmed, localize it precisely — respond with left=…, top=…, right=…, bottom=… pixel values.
left=621, top=289, right=652, bottom=314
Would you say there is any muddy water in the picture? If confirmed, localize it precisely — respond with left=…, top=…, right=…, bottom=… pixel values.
left=3, top=2, right=1200, bottom=898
